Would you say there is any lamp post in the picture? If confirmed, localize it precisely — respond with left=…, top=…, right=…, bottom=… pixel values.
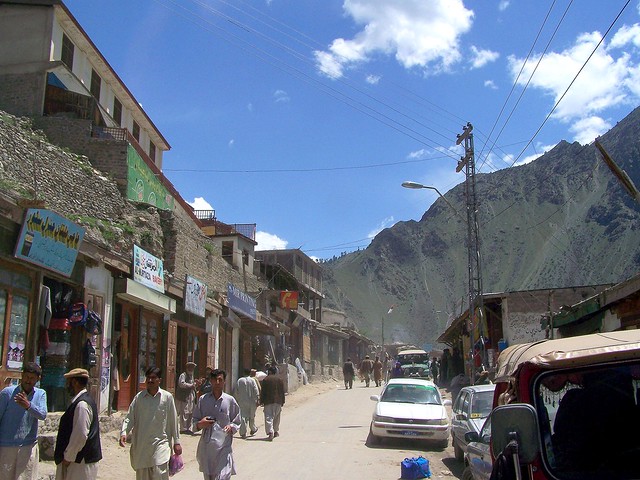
left=402, top=177, right=484, bottom=383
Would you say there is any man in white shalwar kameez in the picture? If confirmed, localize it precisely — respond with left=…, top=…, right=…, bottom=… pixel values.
left=193, top=369, right=241, bottom=480
left=234, top=369, right=259, bottom=438
left=120, top=366, right=182, bottom=480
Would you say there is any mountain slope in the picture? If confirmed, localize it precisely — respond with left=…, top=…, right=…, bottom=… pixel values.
left=322, top=106, right=640, bottom=345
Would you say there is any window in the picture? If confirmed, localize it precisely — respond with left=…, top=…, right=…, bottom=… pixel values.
left=61, top=33, right=74, bottom=69
left=222, top=241, right=233, bottom=265
left=0, top=267, right=32, bottom=373
left=132, top=121, right=140, bottom=142
left=90, top=69, right=101, bottom=100
left=138, top=311, right=160, bottom=384
left=149, top=140, right=156, bottom=162
left=113, top=97, right=122, bottom=126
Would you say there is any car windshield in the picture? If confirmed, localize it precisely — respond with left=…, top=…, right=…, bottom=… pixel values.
left=470, top=390, right=493, bottom=419
left=381, top=384, right=440, bottom=404
left=535, top=361, right=640, bottom=480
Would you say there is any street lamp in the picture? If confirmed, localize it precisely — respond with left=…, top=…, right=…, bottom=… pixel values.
left=402, top=179, right=484, bottom=383
left=401, top=181, right=466, bottom=222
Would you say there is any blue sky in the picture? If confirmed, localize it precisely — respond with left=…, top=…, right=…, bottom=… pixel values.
left=64, top=0, right=640, bottom=259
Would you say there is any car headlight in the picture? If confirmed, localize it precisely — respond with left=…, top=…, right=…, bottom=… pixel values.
left=373, top=415, right=395, bottom=423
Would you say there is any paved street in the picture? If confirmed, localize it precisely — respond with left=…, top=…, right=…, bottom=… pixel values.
left=38, top=381, right=463, bottom=480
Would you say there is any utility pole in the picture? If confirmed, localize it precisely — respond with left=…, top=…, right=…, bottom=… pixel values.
left=456, top=123, right=484, bottom=383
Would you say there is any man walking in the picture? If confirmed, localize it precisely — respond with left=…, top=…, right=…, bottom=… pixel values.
left=373, top=356, right=384, bottom=387
left=342, top=358, right=355, bottom=389
left=0, top=362, right=47, bottom=479
left=259, top=366, right=285, bottom=441
left=193, top=369, right=241, bottom=480
left=120, top=366, right=181, bottom=479
left=234, top=368, right=259, bottom=438
left=359, top=355, right=374, bottom=387
left=175, top=361, right=198, bottom=434
left=54, top=368, right=102, bottom=480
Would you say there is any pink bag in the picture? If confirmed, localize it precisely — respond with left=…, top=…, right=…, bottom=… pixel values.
left=169, top=454, right=184, bottom=476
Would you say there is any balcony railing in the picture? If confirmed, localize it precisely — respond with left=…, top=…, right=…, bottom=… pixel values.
left=90, top=125, right=127, bottom=141
left=193, top=209, right=217, bottom=221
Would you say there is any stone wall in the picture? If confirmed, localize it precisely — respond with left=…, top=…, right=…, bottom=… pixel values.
left=0, top=72, right=44, bottom=117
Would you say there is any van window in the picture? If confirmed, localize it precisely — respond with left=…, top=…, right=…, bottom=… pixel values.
left=534, top=361, right=640, bottom=479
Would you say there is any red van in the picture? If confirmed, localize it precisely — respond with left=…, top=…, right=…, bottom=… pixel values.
left=487, top=330, right=640, bottom=480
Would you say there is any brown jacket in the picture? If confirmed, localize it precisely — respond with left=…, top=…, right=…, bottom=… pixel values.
left=260, top=374, right=285, bottom=406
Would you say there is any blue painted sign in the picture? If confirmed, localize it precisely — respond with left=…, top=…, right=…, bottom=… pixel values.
left=227, top=283, right=256, bottom=320
left=14, top=209, right=84, bottom=277
left=133, top=245, right=165, bottom=293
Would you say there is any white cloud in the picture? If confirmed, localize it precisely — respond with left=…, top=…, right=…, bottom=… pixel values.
left=314, top=0, right=474, bottom=78
left=255, top=231, right=288, bottom=250
left=247, top=103, right=253, bottom=112
left=368, top=216, right=395, bottom=239
left=508, top=30, right=637, bottom=122
left=470, top=46, right=499, bottom=69
left=609, top=23, right=640, bottom=48
left=498, top=1, right=510, bottom=11
left=408, top=148, right=430, bottom=159
left=484, top=79, right=498, bottom=89
left=188, top=197, right=214, bottom=210
left=228, top=139, right=235, bottom=148
left=569, top=116, right=612, bottom=145
left=366, top=74, right=381, bottom=84
left=273, top=90, right=290, bottom=103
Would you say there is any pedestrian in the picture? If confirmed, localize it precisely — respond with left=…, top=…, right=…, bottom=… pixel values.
left=430, top=357, right=439, bottom=385
left=249, top=369, right=261, bottom=397
left=342, top=358, right=355, bottom=389
left=119, top=366, right=182, bottom=480
left=373, top=356, right=384, bottom=387
left=192, top=369, right=241, bottom=480
left=175, top=361, right=198, bottom=434
left=54, top=368, right=102, bottom=480
left=259, top=366, right=285, bottom=441
left=198, top=366, right=214, bottom=398
left=0, top=362, right=47, bottom=479
left=390, top=361, right=403, bottom=379
left=359, top=355, right=374, bottom=387
left=234, top=368, right=259, bottom=438
left=441, top=349, right=451, bottom=386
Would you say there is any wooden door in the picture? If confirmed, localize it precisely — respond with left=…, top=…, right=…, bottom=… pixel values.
left=117, top=304, right=138, bottom=411
left=165, top=320, right=177, bottom=394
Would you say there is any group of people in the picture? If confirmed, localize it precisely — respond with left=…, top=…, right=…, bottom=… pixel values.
left=0, top=360, right=287, bottom=480
left=342, top=355, right=385, bottom=389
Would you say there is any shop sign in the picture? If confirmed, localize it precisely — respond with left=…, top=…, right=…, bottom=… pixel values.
left=227, top=283, right=256, bottom=320
left=126, top=146, right=175, bottom=210
left=185, top=274, right=207, bottom=318
left=133, top=245, right=164, bottom=293
left=14, top=208, right=84, bottom=277
left=279, top=290, right=298, bottom=309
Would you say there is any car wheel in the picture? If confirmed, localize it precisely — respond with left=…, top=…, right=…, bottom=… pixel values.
left=462, top=466, right=475, bottom=480
left=367, top=424, right=381, bottom=446
left=453, top=437, right=464, bottom=461
left=436, top=438, right=449, bottom=449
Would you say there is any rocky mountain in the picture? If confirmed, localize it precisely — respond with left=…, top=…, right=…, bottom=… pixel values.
left=322, top=106, right=640, bottom=346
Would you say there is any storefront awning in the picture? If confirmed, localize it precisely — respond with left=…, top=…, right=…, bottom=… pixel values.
left=231, top=310, right=287, bottom=336
left=114, top=278, right=176, bottom=315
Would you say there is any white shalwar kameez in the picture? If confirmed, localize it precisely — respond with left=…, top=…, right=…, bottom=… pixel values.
left=192, top=392, right=240, bottom=480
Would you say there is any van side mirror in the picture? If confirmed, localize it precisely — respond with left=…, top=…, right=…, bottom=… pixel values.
left=465, top=431, right=480, bottom=443
left=491, top=404, right=540, bottom=463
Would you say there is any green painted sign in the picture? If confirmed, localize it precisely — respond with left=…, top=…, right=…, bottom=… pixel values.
left=126, top=146, right=174, bottom=210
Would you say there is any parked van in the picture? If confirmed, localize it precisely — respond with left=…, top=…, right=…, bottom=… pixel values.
left=396, top=348, right=431, bottom=379
left=485, top=330, right=640, bottom=480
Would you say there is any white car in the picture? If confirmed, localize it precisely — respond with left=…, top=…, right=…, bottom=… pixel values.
left=369, top=378, right=451, bottom=448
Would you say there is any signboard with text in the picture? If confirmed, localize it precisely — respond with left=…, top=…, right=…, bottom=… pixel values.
left=14, top=208, right=84, bottom=277
left=133, top=245, right=164, bottom=293
left=184, top=275, right=207, bottom=318
left=227, top=283, right=256, bottom=320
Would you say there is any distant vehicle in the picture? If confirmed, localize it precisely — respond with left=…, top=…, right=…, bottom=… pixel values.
left=489, top=330, right=640, bottom=480
left=396, top=348, right=430, bottom=366
left=368, top=378, right=451, bottom=448
left=451, top=384, right=496, bottom=461
left=462, top=415, right=492, bottom=480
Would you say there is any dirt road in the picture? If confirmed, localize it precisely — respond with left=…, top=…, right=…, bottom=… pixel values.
left=38, top=380, right=464, bottom=479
